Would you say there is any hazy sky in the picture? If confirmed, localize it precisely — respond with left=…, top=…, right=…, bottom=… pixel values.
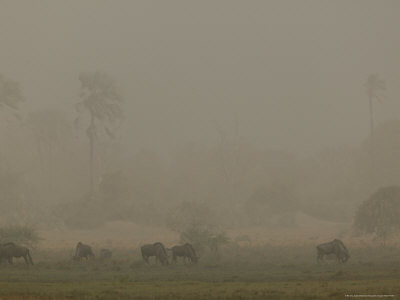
left=1, top=0, right=399, bottom=157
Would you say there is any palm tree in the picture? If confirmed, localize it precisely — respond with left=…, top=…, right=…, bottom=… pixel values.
left=75, top=71, right=122, bottom=195
left=364, top=74, right=385, bottom=182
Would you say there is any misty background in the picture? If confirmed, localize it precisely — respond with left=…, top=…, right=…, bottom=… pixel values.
left=0, top=1, right=400, bottom=234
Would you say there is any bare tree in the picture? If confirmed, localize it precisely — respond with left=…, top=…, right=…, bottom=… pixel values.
left=364, top=74, right=385, bottom=183
left=75, top=72, right=123, bottom=195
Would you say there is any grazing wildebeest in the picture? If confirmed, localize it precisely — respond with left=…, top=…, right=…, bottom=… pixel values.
left=0, top=242, right=34, bottom=265
left=141, top=242, right=169, bottom=265
left=73, top=242, right=95, bottom=261
left=171, top=243, right=197, bottom=264
left=316, top=239, right=349, bottom=263
left=99, top=248, right=112, bottom=260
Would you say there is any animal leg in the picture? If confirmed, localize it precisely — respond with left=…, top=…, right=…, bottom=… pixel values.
left=23, top=255, right=30, bottom=265
left=142, top=255, right=149, bottom=264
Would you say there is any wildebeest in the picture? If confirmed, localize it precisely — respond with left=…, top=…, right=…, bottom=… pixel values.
left=73, top=242, right=95, bottom=261
left=171, top=243, right=197, bottom=264
left=99, top=248, right=112, bottom=260
left=316, top=239, right=350, bottom=263
left=0, top=242, right=34, bottom=265
left=141, top=242, right=169, bottom=265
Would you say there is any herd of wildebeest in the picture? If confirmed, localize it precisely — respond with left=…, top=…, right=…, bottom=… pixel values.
left=71, top=241, right=197, bottom=266
left=0, top=238, right=350, bottom=267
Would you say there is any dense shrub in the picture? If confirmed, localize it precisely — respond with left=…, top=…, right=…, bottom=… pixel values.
left=354, top=186, right=400, bottom=241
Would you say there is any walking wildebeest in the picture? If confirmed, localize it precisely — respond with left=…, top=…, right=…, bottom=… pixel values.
left=316, top=239, right=349, bottom=263
left=73, top=242, right=95, bottom=261
left=141, top=242, right=169, bottom=265
left=0, top=242, right=34, bottom=265
left=171, top=243, right=197, bottom=264
left=99, top=248, right=112, bottom=260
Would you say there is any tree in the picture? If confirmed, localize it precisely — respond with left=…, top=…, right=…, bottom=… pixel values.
left=361, top=120, right=400, bottom=188
left=0, top=74, right=24, bottom=168
left=75, top=72, right=123, bottom=195
left=364, top=74, right=385, bottom=183
left=27, top=110, right=72, bottom=192
left=354, top=186, right=400, bottom=244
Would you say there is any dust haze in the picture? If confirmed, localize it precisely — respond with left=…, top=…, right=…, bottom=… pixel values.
left=0, top=1, right=400, bottom=298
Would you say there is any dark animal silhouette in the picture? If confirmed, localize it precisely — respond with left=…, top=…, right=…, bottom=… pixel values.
left=99, top=248, right=112, bottom=260
left=171, top=243, right=197, bottom=264
left=0, top=242, right=34, bottom=265
left=73, top=242, right=95, bottom=261
left=141, top=242, right=169, bottom=265
left=317, top=239, right=349, bottom=263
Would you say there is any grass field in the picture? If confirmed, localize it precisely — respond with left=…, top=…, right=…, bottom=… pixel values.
left=1, top=243, right=400, bottom=299
left=0, top=279, right=399, bottom=300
